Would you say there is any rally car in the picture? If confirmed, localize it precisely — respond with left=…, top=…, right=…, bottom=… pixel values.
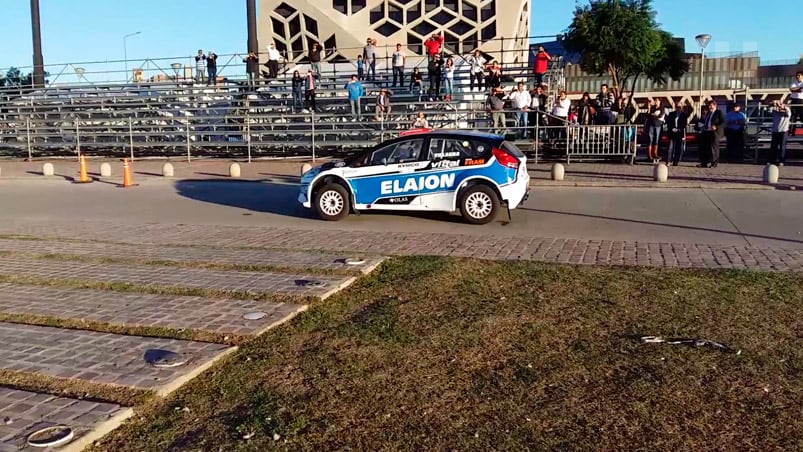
left=298, top=129, right=530, bottom=224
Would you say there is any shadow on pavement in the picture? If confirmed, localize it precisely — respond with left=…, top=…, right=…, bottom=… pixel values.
left=522, top=207, right=803, bottom=246
left=174, top=179, right=314, bottom=218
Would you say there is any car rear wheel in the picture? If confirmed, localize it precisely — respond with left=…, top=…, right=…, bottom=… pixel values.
left=459, top=185, right=499, bottom=225
left=314, top=183, right=350, bottom=221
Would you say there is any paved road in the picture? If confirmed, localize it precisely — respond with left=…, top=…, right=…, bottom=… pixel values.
left=2, top=179, right=801, bottom=249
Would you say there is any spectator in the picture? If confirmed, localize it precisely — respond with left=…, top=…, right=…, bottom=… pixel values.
left=427, top=54, right=443, bottom=101
left=206, top=52, right=218, bottom=86
left=666, top=102, right=688, bottom=166
left=443, top=57, right=455, bottom=101
left=506, top=82, right=532, bottom=139
left=486, top=61, right=502, bottom=90
left=308, top=43, right=323, bottom=78
left=242, top=51, right=259, bottom=87
left=375, top=88, right=391, bottom=122
left=698, top=100, right=724, bottom=168
left=194, top=50, right=206, bottom=83
left=304, top=69, right=317, bottom=112
left=413, top=111, right=429, bottom=129
left=528, top=85, right=547, bottom=138
left=409, top=67, right=423, bottom=99
left=266, top=43, right=281, bottom=79
left=356, top=55, right=365, bottom=81
left=391, top=43, right=406, bottom=87
left=467, top=49, right=486, bottom=92
left=769, top=100, right=791, bottom=166
left=291, top=70, right=304, bottom=112
left=486, top=87, right=506, bottom=134
left=645, top=99, right=665, bottom=163
left=789, top=71, right=803, bottom=136
left=595, top=84, right=615, bottom=124
left=725, top=103, right=746, bottom=162
left=551, top=91, right=571, bottom=140
left=344, top=74, right=365, bottom=121
left=532, top=46, right=551, bottom=86
left=577, top=92, right=594, bottom=125
left=424, top=32, right=444, bottom=61
left=363, top=38, right=377, bottom=81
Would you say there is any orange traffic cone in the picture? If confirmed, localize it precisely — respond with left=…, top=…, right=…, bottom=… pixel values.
left=74, top=155, right=92, bottom=184
left=121, top=158, right=137, bottom=187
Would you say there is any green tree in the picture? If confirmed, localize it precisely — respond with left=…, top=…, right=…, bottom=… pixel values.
left=563, top=0, right=690, bottom=115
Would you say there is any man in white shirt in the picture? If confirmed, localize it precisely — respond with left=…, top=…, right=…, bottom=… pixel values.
left=266, top=43, right=281, bottom=78
left=789, top=71, right=803, bottom=135
left=506, top=82, right=532, bottom=138
left=550, top=91, right=571, bottom=140
left=391, top=43, right=406, bottom=87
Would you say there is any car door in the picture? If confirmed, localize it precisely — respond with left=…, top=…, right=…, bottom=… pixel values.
left=417, top=137, right=493, bottom=210
left=343, top=138, right=428, bottom=209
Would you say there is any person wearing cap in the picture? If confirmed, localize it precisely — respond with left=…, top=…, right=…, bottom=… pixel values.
left=362, top=38, right=377, bottom=81
left=725, top=103, right=746, bottom=162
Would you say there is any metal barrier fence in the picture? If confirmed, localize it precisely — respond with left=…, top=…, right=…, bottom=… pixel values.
left=526, top=121, right=639, bottom=164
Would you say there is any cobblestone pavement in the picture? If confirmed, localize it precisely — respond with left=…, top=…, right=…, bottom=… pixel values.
left=0, top=256, right=353, bottom=298
left=0, top=220, right=799, bottom=271
left=0, top=322, right=229, bottom=389
left=0, top=238, right=381, bottom=275
left=0, top=283, right=303, bottom=336
left=0, top=387, right=122, bottom=452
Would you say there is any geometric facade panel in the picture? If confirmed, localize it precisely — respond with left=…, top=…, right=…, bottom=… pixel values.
left=260, top=0, right=530, bottom=64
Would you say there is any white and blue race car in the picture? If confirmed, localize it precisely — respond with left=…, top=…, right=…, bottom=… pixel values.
left=298, top=129, right=530, bottom=224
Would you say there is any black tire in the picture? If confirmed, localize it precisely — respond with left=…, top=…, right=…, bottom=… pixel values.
left=313, top=183, right=350, bottom=221
left=459, top=184, right=499, bottom=225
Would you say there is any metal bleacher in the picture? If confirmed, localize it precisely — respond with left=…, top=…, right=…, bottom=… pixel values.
left=0, top=53, right=541, bottom=161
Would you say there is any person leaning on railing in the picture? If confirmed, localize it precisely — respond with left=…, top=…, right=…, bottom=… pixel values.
left=243, top=51, right=259, bottom=87
left=551, top=91, right=571, bottom=141
left=789, top=71, right=803, bottom=136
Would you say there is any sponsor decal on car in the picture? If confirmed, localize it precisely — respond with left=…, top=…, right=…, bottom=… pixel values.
left=380, top=173, right=456, bottom=195
left=465, top=158, right=485, bottom=166
left=432, top=160, right=459, bottom=168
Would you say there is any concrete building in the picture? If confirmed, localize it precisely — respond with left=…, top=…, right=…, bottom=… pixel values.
left=258, top=0, right=531, bottom=65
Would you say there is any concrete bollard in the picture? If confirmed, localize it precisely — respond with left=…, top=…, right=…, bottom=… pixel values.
left=162, top=163, right=174, bottom=177
left=300, top=163, right=312, bottom=176
left=551, top=163, right=565, bottom=181
left=0, top=166, right=2, bottom=177
left=100, top=162, right=112, bottom=177
left=763, top=164, right=779, bottom=184
left=42, top=163, right=55, bottom=176
left=229, top=162, right=241, bottom=178
left=653, top=163, right=668, bottom=182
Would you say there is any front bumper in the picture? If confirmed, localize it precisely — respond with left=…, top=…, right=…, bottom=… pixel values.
left=298, top=186, right=311, bottom=208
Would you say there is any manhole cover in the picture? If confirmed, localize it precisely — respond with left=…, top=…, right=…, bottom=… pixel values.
left=344, top=257, right=366, bottom=266
left=144, top=349, right=187, bottom=368
left=26, top=426, right=74, bottom=448
left=296, top=279, right=327, bottom=288
left=243, top=312, right=267, bottom=321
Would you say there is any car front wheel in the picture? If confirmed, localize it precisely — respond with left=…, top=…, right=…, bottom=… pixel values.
left=459, top=185, right=499, bottom=225
left=314, top=183, right=350, bottom=221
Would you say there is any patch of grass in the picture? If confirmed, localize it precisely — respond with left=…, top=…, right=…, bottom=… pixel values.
left=0, top=313, right=247, bottom=346
left=0, top=369, right=152, bottom=407
left=0, top=250, right=363, bottom=277
left=88, top=258, right=803, bottom=451
left=0, top=274, right=315, bottom=305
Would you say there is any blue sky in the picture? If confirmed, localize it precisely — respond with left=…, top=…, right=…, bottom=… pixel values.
left=0, top=0, right=796, bottom=81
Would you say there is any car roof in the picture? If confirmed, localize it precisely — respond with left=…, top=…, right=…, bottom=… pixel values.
left=393, top=129, right=504, bottom=142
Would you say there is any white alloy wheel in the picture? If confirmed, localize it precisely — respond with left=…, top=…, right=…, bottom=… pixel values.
left=319, top=190, right=344, bottom=217
left=464, top=191, right=493, bottom=219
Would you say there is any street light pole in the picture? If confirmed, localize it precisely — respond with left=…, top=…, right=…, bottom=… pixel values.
left=695, top=33, right=711, bottom=115
left=30, top=0, right=45, bottom=87
left=123, top=31, right=141, bottom=83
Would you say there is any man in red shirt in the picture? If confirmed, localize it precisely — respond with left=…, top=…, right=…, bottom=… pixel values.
left=424, top=32, right=444, bottom=61
left=532, top=46, right=551, bottom=87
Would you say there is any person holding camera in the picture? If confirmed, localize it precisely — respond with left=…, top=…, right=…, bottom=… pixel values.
left=769, top=100, right=791, bottom=166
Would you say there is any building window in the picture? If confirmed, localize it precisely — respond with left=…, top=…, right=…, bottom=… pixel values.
left=333, top=0, right=347, bottom=14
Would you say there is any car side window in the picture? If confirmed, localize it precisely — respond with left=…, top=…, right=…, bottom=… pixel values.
left=427, top=138, right=489, bottom=166
left=368, top=139, right=424, bottom=165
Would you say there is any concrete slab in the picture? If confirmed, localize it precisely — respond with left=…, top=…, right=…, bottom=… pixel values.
left=0, top=283, right=306, bottom=337
left=0, top=387, right=123, bottom=452
left=0, top=322, right=231, bottom=391
left=0, top=237, right=383, bottom=275
left=0, top=256, right=355, bottom=299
